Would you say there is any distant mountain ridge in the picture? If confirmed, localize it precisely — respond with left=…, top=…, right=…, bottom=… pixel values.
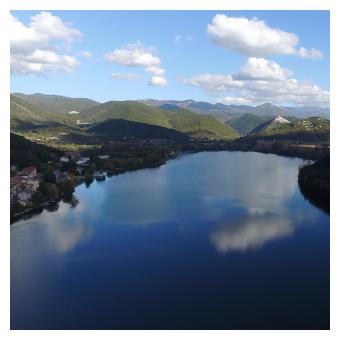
left=139, top=99, right=330, bottom=120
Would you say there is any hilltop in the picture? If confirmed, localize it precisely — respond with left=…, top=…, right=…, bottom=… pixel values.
left=13, top=93, right=100, bottom=115
left=10, top=95, right=76, bottom=131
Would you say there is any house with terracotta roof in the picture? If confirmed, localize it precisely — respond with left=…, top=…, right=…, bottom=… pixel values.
left=18, top=167, right=37, bottom=178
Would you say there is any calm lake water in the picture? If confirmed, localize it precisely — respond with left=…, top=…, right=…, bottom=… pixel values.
left=11, top=151, right=330, bottom=330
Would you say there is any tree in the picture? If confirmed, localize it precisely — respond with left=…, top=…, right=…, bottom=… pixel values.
left=61, top=160, right=78, bottom=175
left=59, top=178, right=75, bottom=196
left=43, top=166, right=56, bottom=184
left=84, top=172, right=94, bottom=184
left=46, top=183, right=59, bottom=200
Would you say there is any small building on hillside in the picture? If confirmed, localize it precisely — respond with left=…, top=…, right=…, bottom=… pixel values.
left=11, top=167, right=40, bottom=205
left=64, top=151, right=81, bottom=161
left=97, top=155, right=110, bottom=160
left=76, top=157, right=90, bottom=166
left=54, top=170, right=68, bottom=183
left=18, top=167, right=37, bottom=179
left=17, top=190, right=33, bottom=204
left=10, top=177, right=22, bottom=204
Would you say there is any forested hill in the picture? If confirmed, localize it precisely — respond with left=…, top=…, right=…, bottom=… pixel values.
left=83, top=101, right=240, bottom=140
left=89, top=119, right=190, bottom=141
left=10, top=133, right=62, bottom=169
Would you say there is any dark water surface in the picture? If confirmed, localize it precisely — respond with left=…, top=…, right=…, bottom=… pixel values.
left=11, top=151, right=330, bottom=329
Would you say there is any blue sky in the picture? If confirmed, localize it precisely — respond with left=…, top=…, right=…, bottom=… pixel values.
left=10, top=10, right=329, bottom=106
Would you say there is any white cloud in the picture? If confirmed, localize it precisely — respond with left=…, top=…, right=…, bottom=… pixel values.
left=181, top=57, right=329, bottom=106
left=174, top=34, right=193, bottom=45
left=218, top=96, right=253, bottom=105
left=79, top=50, right=92, bottom=58
left=181, top=74, right=242, bottom=93
left=149, top=76, right=168, bottom=87
left=10, top=12, right=82, bottom=75
left=106, top=42, right=168, bottom=86
left=207, top=14, right=322, bottom=59
left=234, top=57, right=292, bottom=81
left=297, top=47, right=323, bottom=60
left=111, top=73, right=141, bottom=81
left=145, top=66, right=165, bottom=76
left=105, top=42, right=160, bottom=67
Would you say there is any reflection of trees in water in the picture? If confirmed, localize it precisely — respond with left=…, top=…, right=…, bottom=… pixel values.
left=21, top=207, right=44, bottom=221
left=45, top=202, right=59, bottom=212
left=298, top=155, right=330, bottom=214
left=62, top=194, right=79, bottom=208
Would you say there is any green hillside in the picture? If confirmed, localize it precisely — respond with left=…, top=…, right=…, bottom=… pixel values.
left=228, top=113, right=271, bottom=135
left=252, top=117, right=330, bottom=142
left=13, top=93, right=99, bottom=115
left=163, top=109, right=239, bottom=140
left=11, top=133, right=62, bottom=169
left=10, top=95, right=75, bottom=131
left=89, top=119, right=190, bottom=141
left=83, top=101, right=239, bottom=140
left=83, top=101, right=172, bottom=128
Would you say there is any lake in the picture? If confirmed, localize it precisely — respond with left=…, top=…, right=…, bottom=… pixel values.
left=10, top=151, right=330, bottom=330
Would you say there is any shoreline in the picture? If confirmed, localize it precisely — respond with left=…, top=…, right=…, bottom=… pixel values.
left=10, top=145, right=329, bottom=225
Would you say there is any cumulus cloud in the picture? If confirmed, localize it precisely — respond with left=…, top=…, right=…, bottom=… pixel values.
left=234, top=57, right=292, bottom=81
left=145, top=66, right=165, bottom=76
left=111, top=72, right=141, bottom=81
left=106, top=42, right=168, bottom=86
left=181, top=74, right=242, bottom=93
left=181, top=57, right=329, bottom=106
left=105, top=42, right=160, bottom=67
left=207, top=14, right=322, bottom=59
left=149, top=76, right=168, bottom=87
left=10, top=11, right=82, bottom=75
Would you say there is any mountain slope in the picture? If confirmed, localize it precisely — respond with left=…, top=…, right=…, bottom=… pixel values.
left=13, top=93, right=100, bottom=115
left=251, top=116, right=330, bottom=142
left=89, top=119, right=190, bottom=141
left=83, top=101, right=239, bottom=140
left=10, top=95, right=75, bottom=131
left=83, top=101, right=172, bottom=128
left=251, top=115, right=291, bottom=134
left=228, top=113, right=272, bottom=135
left=163, top=109, right=239, bottom=140
left=11, top=133, right=62, bottom=168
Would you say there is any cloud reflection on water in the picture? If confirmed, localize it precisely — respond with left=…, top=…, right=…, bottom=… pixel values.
left=210, top=213, right=294, bottom=253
